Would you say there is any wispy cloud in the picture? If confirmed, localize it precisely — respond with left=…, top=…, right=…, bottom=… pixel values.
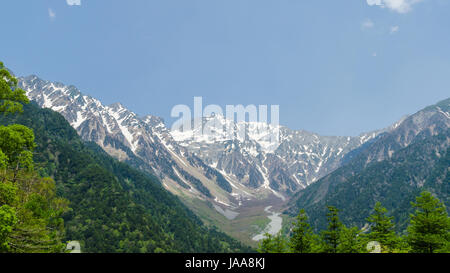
left=361, top=18, right=375, bottom=30
left=66, top=0, right=81, bottom=6
left=366, top=0, right=424, bottom=13
left=48, top=8, right=56, bottom=21
left=390, top=25, right=400, bottom=34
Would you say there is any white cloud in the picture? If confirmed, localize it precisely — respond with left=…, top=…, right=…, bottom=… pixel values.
left=66, top=0, right=81, bottom=6
left=361, top=18, right=375, bottom=29
left=390, top=25, right=400, bottom=34
left=366, top=0, right=424, bottom=13
left=48, top=8, right=56, bottom=20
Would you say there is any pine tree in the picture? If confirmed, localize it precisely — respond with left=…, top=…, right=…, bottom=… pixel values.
left=257, top=232, right=287, bottom=253
left=338, top=226, right=363, bottom=253
left=290, top=209, right=313, bottom=253
left=272, top=232, right=288, bottom=253
left=257, top=233, right=274, bottom=253
left=366, top=202, right=398, bottom=252
left=407, top=191, right=450, bottom=253
left=321, top=206, right=342, bottom=253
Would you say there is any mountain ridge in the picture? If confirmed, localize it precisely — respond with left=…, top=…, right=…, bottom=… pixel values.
left=286, top=97, right=450, bottom=231
left=16, top=74, right=450, bottom=244
left=0, top=102, right=250, bottom=252
left=18, top=74, right=397, bottom=205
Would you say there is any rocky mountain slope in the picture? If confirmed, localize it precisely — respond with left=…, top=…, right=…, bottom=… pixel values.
left=0, top=102, right=250, bottom=253
left=18, top=75, right=400, bottom=211
left=286, top=98, right=450, bottom=231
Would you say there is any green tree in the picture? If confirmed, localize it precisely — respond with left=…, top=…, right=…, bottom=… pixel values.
left=338, top=226, right=363, bottom=253
left=0, top=205, right=17, bottom=251
left=0, top=61, right=29, bottom=114
left=257, top=232, right=288, bottom=253
left=321, top=206, right=342, bottom=253
left=407, top=191, right=450, bottom=253
left=290, top=209, right=313, bottom=253
left=0, top=125, right=35, bottom=173
left=0, top=61, right=67, bottom=253
left=0, top=62, right=34, bottom=178
left=6, top=173, right=68, bottom=253
left=257, top=233, right=275, bottom=253
left=366, top=202, right=399, bottom=252
left=272, top=232, right=288, bottom=253
left=0, top=150, right=7, bottom=171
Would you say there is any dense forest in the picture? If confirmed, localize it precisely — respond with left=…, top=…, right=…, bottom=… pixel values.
left=0, top=61, right=251, bottom=253
left=0, top=62, right=67, bottom=252
left=287, top=110, right=450, bottom=232
left=1, top=59, right=448, bottom=254
left=260, top=192, right=449, bottom=253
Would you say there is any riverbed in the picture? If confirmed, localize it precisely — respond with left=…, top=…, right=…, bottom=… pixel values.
left=252, top=206, right=283, bottom=241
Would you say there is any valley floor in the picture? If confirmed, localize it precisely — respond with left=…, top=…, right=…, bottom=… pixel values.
left=183, top=193, right=292, bottom=248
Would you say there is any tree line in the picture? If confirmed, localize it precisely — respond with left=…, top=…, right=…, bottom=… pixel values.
left=0, top=61, right=251, bottom=253
left=258, top=191, right=449, bottom=253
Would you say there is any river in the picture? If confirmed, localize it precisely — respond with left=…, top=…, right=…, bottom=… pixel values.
left=252, top=206, right=283, bottom=241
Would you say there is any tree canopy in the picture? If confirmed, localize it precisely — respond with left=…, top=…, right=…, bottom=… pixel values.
left=0, top=61, right=67, bottom=253
left=258, top=192, right=449, bottom=253
left=0, top=62, right=29, bottom=114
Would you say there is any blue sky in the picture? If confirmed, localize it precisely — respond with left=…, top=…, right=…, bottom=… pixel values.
left=1, top=0, right=449, bottom=136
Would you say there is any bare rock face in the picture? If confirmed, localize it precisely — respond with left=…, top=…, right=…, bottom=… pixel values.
left=19, top=75, right=405, bottom=207
left=286, top=98, right=450, bottom=231
left=172, top=114, right=390, bottom=196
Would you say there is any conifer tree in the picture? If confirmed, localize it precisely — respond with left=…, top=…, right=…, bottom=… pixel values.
left=366, top=202, right=398, bottom=252
left=257, top=233, right=275, bottom=253
left=290, top=209, right=313, bottom=253
left=272, top=232, right=288, bottom=253
left=407, top=192, right=449, bottom=253
left=338, top=226, right=363, bottom=253
left=257, top=232, right=288, bottom=253
left=321, top=206, right=342, bottom=253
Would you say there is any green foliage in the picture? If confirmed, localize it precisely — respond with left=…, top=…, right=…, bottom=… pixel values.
left=0, top=62, right=34, bottom=173
left=4, top=172, right=68, bottom=253
left=0, top=62, right=66, bottom=253
left=0, top=124, right=35, bottom=171
left=321, top=206, right=342, bottom=253
left=0, top=205, right=17, bottom=251
left=337, top=226, right=364, bottom=253
left=0, top=60, right=250, bottom=252
left=257, top=233, right=274, bottom=253
left=289, top=127, right=450, bottom=233
left=259, top=192, right=449, bottom=253
left=257, top=232, right=288, bottom=253
left=365, top=202, right=399, bottom=252
left=290, top=209, right=313, bottom=253
left=0, top=150, right=7, bottom=170
left=407, top=191, right=450, bottom=253
left=0, top=101, right=251, bottom=253
left=0, top=61, right=29, bottom=114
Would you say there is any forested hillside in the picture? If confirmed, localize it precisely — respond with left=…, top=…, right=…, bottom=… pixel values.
left=261, top=191, right=449, bottom=253
left=0, top=62, right=68, bottom=253
left=0, top=101, right=251, bottom=253
left=287, top=99, right=450, bottom=232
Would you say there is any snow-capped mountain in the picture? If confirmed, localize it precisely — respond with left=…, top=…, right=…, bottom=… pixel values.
left=172, top=114, right=392, bottom=197
left=18, top=75, right=398, bottom=208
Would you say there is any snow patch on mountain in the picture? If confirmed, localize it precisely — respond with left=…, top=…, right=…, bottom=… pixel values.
left=19, top=74, right=405, bottom=206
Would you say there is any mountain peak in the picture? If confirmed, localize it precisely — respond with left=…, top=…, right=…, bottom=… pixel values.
left=108, top=102, right=125, bottom=110
left=20, top=74, right=441, bottom=207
